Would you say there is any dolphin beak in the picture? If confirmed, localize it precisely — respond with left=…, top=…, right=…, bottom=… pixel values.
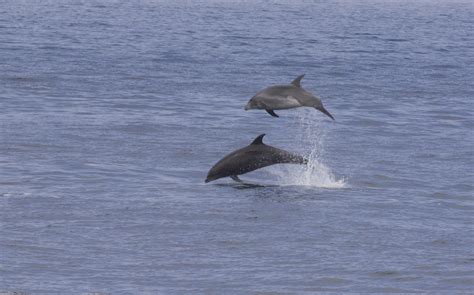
left=318, top=106, right=335, bottom=120
left=244, top=104, right=250, bottom=111
left=205, top=178, right=210, bottom=183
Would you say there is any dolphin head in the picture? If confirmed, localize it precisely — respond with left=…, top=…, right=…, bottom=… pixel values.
left=205, top=175, right=216, bottom=183
left=244, top=99, right=255, bottom=111
left=310, top=94, right=335, bottom=120
left=205, top=166, right=221, bottom=183
left=205, top=172, right=216, bottom=183
left=244, top=96, right=263, bottom=110
left=315, top=104, right=335, bottom=120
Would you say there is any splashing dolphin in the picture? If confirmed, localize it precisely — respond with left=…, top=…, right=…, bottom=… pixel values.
left=205, top=134, right=308, bottom=183
left=244, top=74, right=335, bottom=120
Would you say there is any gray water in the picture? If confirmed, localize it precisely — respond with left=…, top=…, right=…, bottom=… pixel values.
left=1, top=0, right=473, bottom=293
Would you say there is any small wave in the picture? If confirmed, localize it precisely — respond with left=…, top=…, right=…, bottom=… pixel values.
left=0, top=192, right=33, bottom=198
left=384, top=38, right=410, bottom=42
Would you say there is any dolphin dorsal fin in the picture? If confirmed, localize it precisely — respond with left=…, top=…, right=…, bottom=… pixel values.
left=291, top=74, right=305, bottom=87
left=251, top=134, right=265, bottom=145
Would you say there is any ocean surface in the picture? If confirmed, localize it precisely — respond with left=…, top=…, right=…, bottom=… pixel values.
left=1, top=0, right=473, bottom=293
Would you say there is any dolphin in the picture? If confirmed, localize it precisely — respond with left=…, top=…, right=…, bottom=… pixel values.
left=244, top=74, right=335, bottom=120
left=205, top=134, right=308, bottom=183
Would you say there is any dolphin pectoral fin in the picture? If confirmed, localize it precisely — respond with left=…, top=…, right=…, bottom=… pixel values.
left=231, top=175, right=243, bottom=183
left=266, top=109, right=279, bottom=117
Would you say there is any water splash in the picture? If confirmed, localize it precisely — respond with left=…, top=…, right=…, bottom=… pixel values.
left=269, top=109, right=347, bottom=188
left=269, top=161, right=347, bottom=188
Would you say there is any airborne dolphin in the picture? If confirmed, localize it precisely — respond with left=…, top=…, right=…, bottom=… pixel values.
left=244, top=74, right=335, bottom=120
left=205, top=134, right=307, bottom=183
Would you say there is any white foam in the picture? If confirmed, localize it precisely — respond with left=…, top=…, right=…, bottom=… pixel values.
left=268, top=163, right=347, bottom=188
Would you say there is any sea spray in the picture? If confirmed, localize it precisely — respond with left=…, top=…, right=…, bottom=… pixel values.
left=268, top=109, right=346, bottom=188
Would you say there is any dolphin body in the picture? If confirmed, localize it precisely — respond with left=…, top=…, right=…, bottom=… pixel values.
left=244, top=74, right=335, bottom=120
left=205, top=134, right=307, bottom=183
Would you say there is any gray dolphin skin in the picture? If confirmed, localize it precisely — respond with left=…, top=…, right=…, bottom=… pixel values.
left=244, top=74, right=335, bottom=120
left=205, top=134, right=308, bottom=183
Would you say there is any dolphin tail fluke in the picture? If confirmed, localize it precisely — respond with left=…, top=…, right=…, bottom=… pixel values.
left=266, top=109, right=279, bottom=117
left=317, top=106, right=335, bottom=120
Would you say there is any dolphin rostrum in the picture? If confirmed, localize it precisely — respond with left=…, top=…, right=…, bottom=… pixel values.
left=244, top=74, right=335, bottom=120
left=205, top=134, right=308, bottom=183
